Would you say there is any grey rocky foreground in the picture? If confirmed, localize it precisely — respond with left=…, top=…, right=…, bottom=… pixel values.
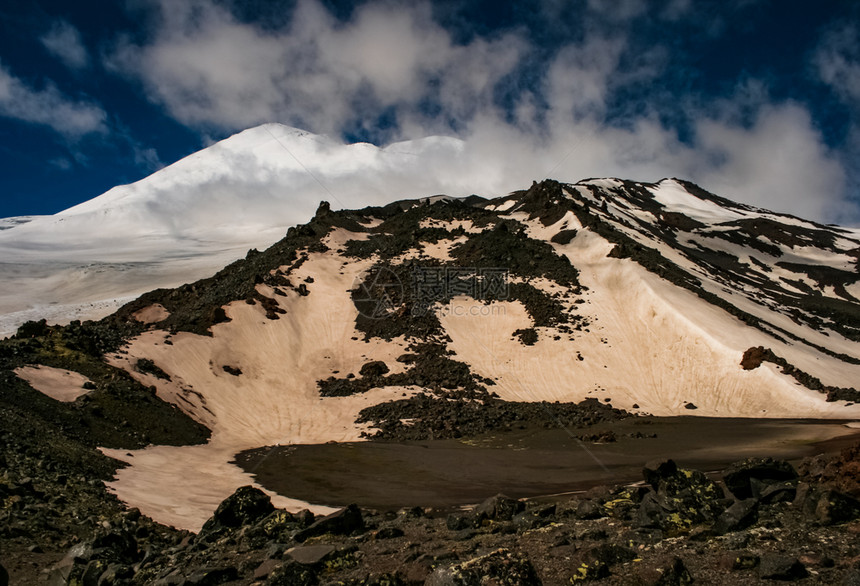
left=4, top=438, right=860, bottom=585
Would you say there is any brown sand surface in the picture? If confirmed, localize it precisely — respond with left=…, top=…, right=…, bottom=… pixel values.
left=238, top=417, right=860, bottom=511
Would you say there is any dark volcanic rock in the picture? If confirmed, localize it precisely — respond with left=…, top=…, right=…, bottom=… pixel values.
left=359, top=361, right=389, bottom=377
left=643, top=459, right=680, bottom=490
left=796, top=485, right=860, bottom=525
left=759, top=480, right=798, bottom=504
left=358, top=394, right=629, bottom=441
left=723, top=457, right=798, bottom=500
left=427, top=548, right=541, bottom=586
left=713, top=498, right=758, bottom=534
left=82, top=559, right=110, bottom=585
left=634, top=556, right=693, bottom=585
left=475, top=494, right=525, bottom=522
left=201, top=486, right=274, bottom=532
left=575, top=499, right=607, bottom=520
left=92, top=527, right=139, bottom=562
left=741, top=346, right=768, bottom=370
left=264, top=561, right=317, bottom=586
left=135, top=357, right=171, bottom=381
left=0, top=563, right=7, bottom=586
left=719, top=551, right=760, bottom=571
left=372, top=526, right=405, bottom=539
left=580, top=543, right=637, bottom=566
left=638, top=459, right=725, bottom=533
left=284, top=544, right=336, bottom=565
left=446, top=513, right=474, bottom=531
left=294, top=504, right=364, bottom=542
left=187, top=566, right=240, bottom=585
left=758, top=554, right=807, bottom=581
left=635, top=492, right=666, bottom=529
left=550, top=229, right=578, bottom=245
left=513, top=328, right=538, bottom=346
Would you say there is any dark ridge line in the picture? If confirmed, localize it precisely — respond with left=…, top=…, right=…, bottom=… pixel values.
left=741, top=346, right=860, bottom=403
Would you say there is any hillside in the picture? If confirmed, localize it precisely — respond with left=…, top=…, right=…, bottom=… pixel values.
left=2, top=177, right=860, bottom=584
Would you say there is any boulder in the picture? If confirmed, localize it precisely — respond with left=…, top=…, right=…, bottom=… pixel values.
left=718, top=551, right=760, bottom=571
left=643, top=459, right=679, bottom=490
left=758, top=554, right=807, bottom=581
left=92, top=528, right=139, bottom=563
left=796, top=485, right=860, bottom=525
left=574, top=499, right=606, bottom=520
left=633, top=556, right=693, bottom=585
left=81, top=560, right=109, bottom=586
left=759, top=480, right=797, bottom=504
left=638, top=460, right=725, bottom=533
left=201, top=486, right=274, bottom=532
left=475, top=494, right=525, bottom=522
left=713, top=498, right=758, bottom=534
left=513, top=504, right=556, bottom=531
left=635, top=492, right=666, bottom=529
left=256, top=510, right=300, bottom=542
left=264, top=561, right=317, bottom=586
left=294, top=504, right=364, bottom=542
left=253, top=559, right=281, bottom=581
left=579, top=543, right=636, bottom=566
left=446, top=514, right=473, bottom=531
left=186, top=566, right=240, bottom=585
left=814, top=489, right=860, bottom=525
left=284, top=544, right=336, bottom=566
left=373, top=526, right=405, bottom=539
left=427, top=548, right=541, bottom=586
left=294, top=509, right=315, bottom=527
left=359, top=361, right=389, bottom=377
left=95, top=564, right=133, bottom=585
left=723, top=457, right=797, bottom=500
left=569, top=560, right=610, bottom=582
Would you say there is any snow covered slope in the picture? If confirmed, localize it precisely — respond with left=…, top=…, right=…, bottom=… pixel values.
left=0, top=124, right=475, bottom=337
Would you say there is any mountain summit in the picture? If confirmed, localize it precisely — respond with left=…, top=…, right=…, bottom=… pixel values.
left=0, top=124, right=470, bottom=335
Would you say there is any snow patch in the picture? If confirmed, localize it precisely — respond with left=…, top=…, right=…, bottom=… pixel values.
left=15, top=365, right=93, bottom=402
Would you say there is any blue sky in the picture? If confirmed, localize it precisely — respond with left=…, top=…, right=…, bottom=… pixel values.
left=1, top=0, right=860, bottom=224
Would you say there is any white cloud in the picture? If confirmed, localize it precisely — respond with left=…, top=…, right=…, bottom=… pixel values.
left=49, top=157, right=73, bottom=171
left=0, top=61, right=107, bottom=137
left=586, top=0, right=647, bottom=21
left=133, top=145, right=163, bottom=172
left=546, top=36, right=626, bottom=123
left=814, top=24, right=860, bottom=103
left=40, top=20, right=89, bottom=70
left=812, top=22, right=860, bottom=223
left=107, top=0, right=526, bottom=138
left=693, top=104, right=847, bottom=222
left=105, top=0, right=857, bottom=224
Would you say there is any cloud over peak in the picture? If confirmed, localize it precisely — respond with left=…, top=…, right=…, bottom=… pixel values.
left=18, top=0, right=849, bottom=225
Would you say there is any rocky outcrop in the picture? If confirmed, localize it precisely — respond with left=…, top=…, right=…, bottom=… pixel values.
left=6, top=446, right=860, bottom=584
